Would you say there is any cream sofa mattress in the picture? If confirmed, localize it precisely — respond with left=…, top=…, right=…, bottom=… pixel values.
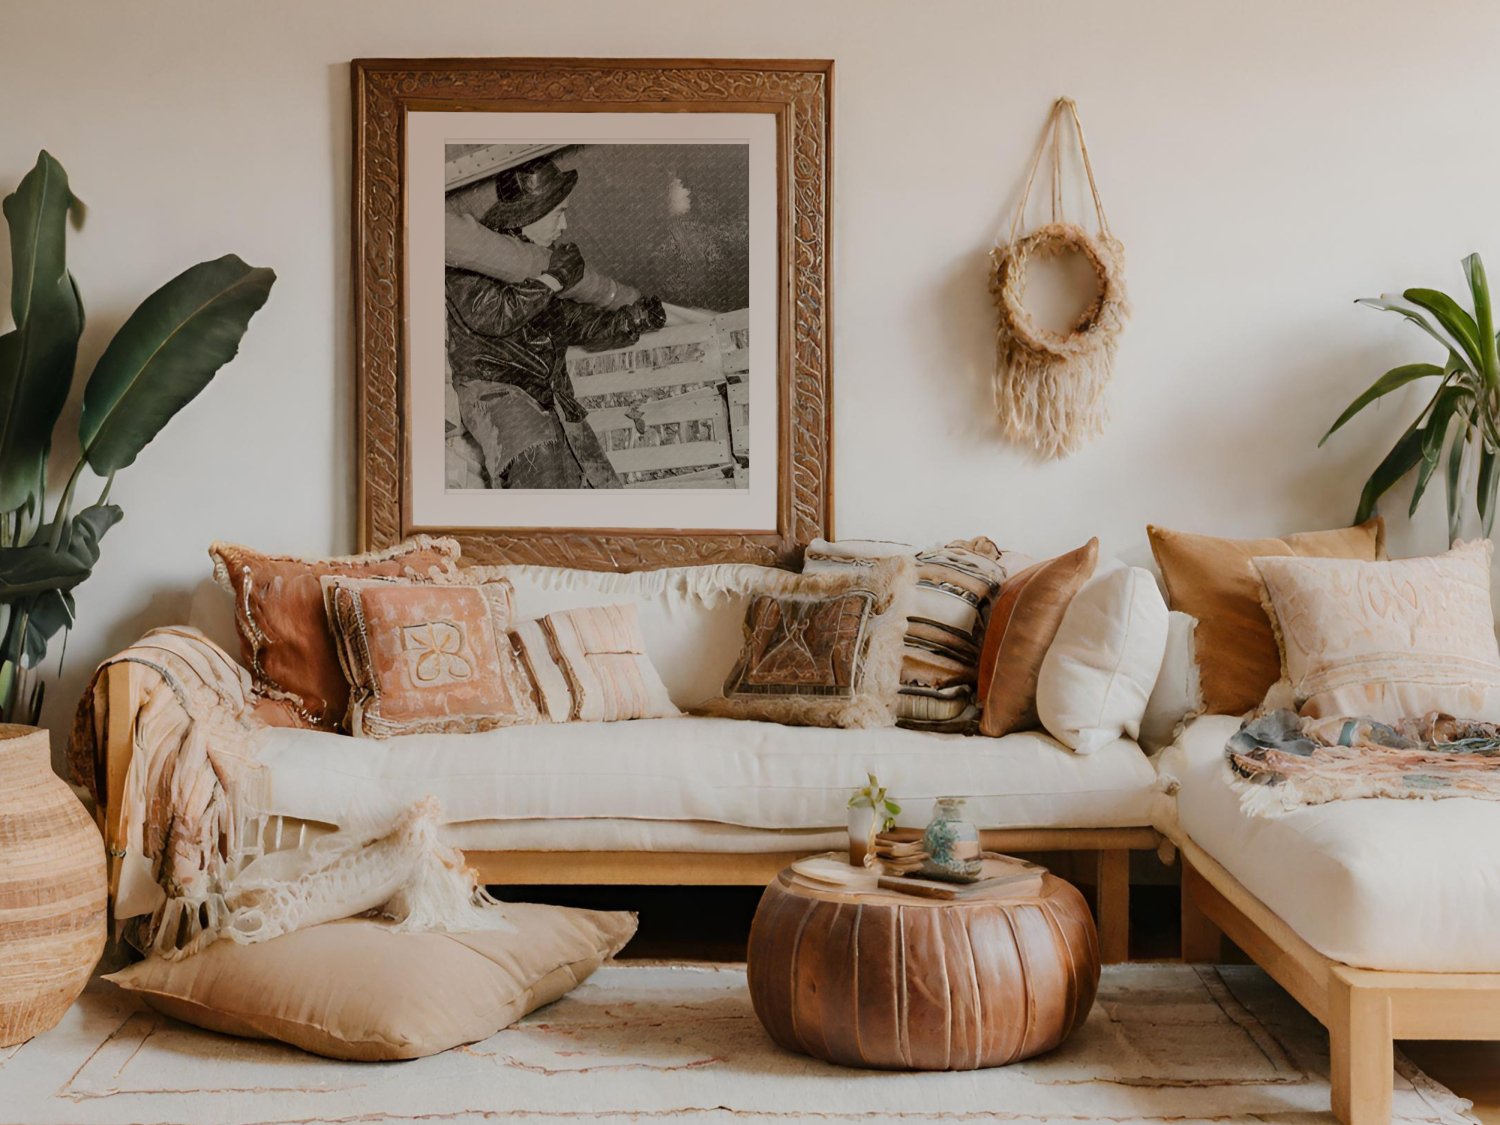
left=250, top=716, right=1158, bottom=834
left=1158, top=715, right=1500, bottom=972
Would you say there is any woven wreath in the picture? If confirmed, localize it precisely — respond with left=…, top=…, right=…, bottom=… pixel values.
left=991, top=100, right=1129, bottom=460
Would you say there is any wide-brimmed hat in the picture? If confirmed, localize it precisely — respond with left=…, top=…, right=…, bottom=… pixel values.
left=480, top=158, right=578, bottom=231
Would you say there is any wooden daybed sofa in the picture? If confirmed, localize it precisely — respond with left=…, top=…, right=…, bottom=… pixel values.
left=90, top=561, right=1162, bottom=965
left=1161, top=714, right=1500, bottom=1125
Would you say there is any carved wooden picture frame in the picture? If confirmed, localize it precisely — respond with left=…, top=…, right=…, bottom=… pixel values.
left=352, top=58, right=832, bottom=569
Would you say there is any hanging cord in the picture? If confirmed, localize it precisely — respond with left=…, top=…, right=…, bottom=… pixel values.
left=1002, top=97, right=1112, bottom=248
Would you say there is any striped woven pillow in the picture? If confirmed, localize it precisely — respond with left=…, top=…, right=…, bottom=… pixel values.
left=803, top=538, right=1026, bottom=732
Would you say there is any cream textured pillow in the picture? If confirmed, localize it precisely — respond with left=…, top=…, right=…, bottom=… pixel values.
left=1138, top=611, right=1203, bottom=752
left=1036, top=564, right=1169, bottom=754
left=105, top=904, right=637, bottom=1061
left=510, top=603, right=679, bottom=723
left=1254, top=540, right=1500, bottom=722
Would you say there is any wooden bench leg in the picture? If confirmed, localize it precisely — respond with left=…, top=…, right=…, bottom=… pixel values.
left=1329, top=968, right=1393, bottom=1125
left=1094, top=848, right=1129, bottom=964
left=1179, top=858, right=1224, bottom=963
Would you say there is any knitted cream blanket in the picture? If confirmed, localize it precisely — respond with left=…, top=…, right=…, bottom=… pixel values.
left=69, top=627, right=509, bottom=959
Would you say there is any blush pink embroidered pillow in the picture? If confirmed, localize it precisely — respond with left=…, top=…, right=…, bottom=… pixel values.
left=1254, top=540, right=1500, bottom=722
left=510, top=603, right=679, bottom=723
left=322, top=575, right=539, bottom=738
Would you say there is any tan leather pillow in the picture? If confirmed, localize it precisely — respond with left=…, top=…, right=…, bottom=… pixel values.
left=104, top=904, right=637, bottom=1061
left=977, top=539, right=1099, bottom=737
left=1147, top=518, right=1385, bottom=716
left=210, top=537, right=461, bottom=729
left=323, top=575, right=540, bottom=737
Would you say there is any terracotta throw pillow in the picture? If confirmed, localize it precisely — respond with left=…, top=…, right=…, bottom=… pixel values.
left=322, top=575, right=539, bottom=738
left=1255, top=540, right=1500, bottom=722
left=976, top=539, right=1099, bottom=738
left=104, top=904, right=637, bottom=1061
left=210, top=537, right=461, bottom=729
left=1147, top=518, right=1385, bottom=716
left=510, top=603, right=679, bottom=723
left=700, top=555, right=916, bottom=729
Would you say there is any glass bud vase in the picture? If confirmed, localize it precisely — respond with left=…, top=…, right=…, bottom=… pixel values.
left=921, top=797, right=983, bottom=882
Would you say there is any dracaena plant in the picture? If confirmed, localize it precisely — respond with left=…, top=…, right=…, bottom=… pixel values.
left=0, top=151, right=274, bottom=725
left=1323, top=253, right=1500, bottom=544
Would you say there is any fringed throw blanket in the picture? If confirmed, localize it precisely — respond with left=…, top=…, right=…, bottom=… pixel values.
left=70, top=627, right=510, bottom=959
left=1227, top=708, right=1500, bottom=816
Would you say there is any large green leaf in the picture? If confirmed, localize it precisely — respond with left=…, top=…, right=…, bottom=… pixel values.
left=1462, top=253, right=1499, bottom=391
left=0, top=542, right=90, bottom=598
left=1404, top=287, right=1484, bottom=373
left=1410, top=387, right=1469, bottom=517
left=1357, top=296, right=1472, bottom=367
left=1355, top=421, right=1426, bottom=523
left=0, top=151, right=83, bottom=512
left=1481, top=447, right=1500, bottom=536
left=79, top=254, right=274, bottom=473
left=1446, top=410, right=1472, bottom=544
left=1320, top=362, right=1443, bottom=445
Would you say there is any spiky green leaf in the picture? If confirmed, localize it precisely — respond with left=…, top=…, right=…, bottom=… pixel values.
left=79, top=255, right=274, bottom=474
left=1462, top=253, right=1499, bottom=390
left=1404, top=287, right=1484, bottom=373
left=1410, top=388, right=1469, bottom=517
left=1481, top=447, right=1500, bottom=536
left=1321, top=363, right=1443, bottom=445
left=1355, top=421, right=1426, bottom=524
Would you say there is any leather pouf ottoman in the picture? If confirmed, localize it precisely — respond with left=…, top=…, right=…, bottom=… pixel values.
left=747, top=866, right=1099, bottom=1070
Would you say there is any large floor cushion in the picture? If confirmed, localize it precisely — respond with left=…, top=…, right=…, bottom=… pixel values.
left=1159, top=715, right=1500, bottom=972
left=248, top=717, right=1159, bottom=833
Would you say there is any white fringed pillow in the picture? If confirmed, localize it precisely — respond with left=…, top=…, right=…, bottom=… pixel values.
left=510, top=603, right=679, bottom=723
left=1254, top=540, right=1500, bottom=722
left=1036, top=564, right=1169, bottom=753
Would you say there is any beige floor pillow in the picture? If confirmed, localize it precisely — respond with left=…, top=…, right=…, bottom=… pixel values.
left=105, top=903, right=636, bottom=1061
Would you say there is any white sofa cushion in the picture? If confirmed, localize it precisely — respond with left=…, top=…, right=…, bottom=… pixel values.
left=248, top=717, right=1158, bottom=834
left=1035, top=564, right=1168, bottom=754
left=1158, top=714, right=1500, bottom=972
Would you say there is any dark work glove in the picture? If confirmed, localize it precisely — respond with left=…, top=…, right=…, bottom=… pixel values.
left=545, top=242, right=585, bottom=291
left=630, top=295, right=667, bottom=333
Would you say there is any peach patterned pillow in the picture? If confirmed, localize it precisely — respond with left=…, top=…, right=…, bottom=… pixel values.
left=1254, top=540, right=1500, bottom=722
left=322, top=575, right=539, bottom=738
left=510, top=603, right=679, bottom=723
left=210, top=537, right=461, bottom=729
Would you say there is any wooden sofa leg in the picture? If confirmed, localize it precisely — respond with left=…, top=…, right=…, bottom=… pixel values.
left=1094, top=848, right=1129, bottom=964
left=1328, top=968, right=1393, bottom=1125
left=1179, top=858, right=1224, bottom=963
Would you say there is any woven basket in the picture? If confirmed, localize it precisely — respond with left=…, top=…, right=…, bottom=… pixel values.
left=0, top=724, right=106, bottom=1046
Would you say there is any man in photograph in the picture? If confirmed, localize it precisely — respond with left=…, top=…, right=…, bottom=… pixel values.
left=446, top=157, right=667, bottom=489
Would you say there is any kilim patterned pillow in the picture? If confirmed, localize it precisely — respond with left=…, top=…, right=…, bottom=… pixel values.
left=322, top=575, right=539, bottom=738
left=803, top=538, right=1025, bottom=732
left=699, top=555, right=916, bottom=729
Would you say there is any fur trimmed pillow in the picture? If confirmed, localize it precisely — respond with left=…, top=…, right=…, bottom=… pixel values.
left=698, top=555, right=916, bottom=729
left=210, top=537, right=461, bottom=730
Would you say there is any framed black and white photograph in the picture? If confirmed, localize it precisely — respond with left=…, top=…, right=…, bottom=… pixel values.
left=353, top=59, right=833, bottom=569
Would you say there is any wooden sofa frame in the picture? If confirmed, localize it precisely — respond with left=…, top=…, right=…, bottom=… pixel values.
left=1179, top=835, right=1500, bottom=1125
left=99, top=661, right=1156, bottom=963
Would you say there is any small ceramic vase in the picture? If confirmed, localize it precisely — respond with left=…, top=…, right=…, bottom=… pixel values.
left=847, top=804, right=878, bottom=866
left=921, top=797, right=983, bottom=882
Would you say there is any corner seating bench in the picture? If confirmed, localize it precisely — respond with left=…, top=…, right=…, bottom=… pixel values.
left=1163, top=714, right=1500, bottom=1125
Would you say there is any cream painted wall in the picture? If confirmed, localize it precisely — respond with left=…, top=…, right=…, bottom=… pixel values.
left=1, top=0, right=1497, bottom=744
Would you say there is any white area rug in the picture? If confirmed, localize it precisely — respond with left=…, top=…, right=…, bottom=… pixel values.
left=0, top=962, right=1475, bottom=1124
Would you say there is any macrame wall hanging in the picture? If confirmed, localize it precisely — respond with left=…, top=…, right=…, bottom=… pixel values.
left=990, top=97, right=1129, bottom=460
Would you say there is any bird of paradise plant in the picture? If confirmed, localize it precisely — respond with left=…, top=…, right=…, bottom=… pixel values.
left=1323, top=253, right=1500, bottom=545
left=0, top=151, right=274, bottom=724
